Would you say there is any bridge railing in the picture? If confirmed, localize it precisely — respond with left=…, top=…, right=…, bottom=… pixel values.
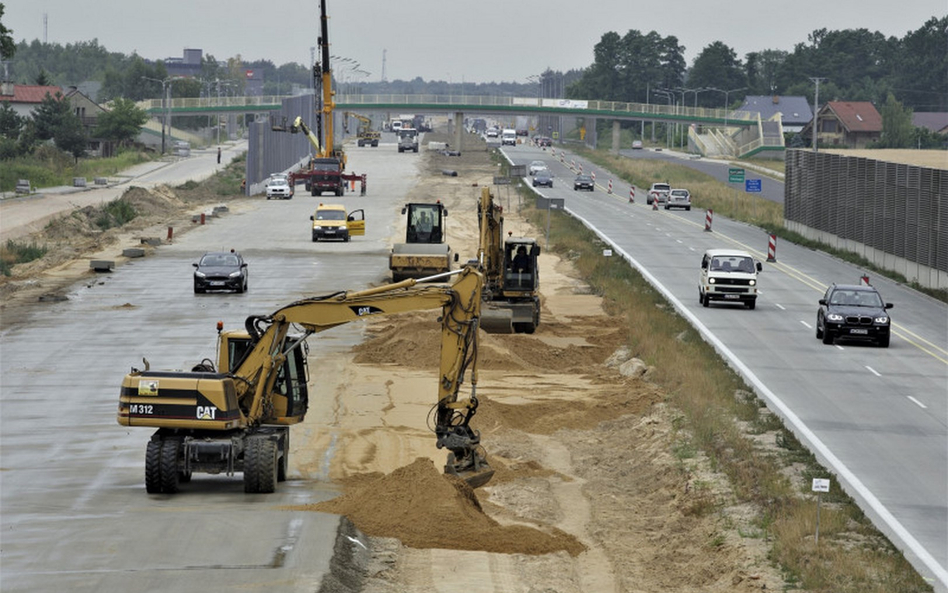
left=137, top=95, right=293, bottom=111
left=336, top=94, right=756, bottom=124
left=137, top=93, right=759, bottom=126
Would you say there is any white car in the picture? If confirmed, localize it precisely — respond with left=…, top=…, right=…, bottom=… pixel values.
left=529, top=160, right=547, bottom=176
left=665, top=188, right=691, bottom=211
left=265, top=174, right=293, bottom=200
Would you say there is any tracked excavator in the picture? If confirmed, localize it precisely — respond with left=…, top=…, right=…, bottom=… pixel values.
left=118, top=266, right=496, bottom=494
left=477, top=187, right=542, bottom=334
left=276, top=0, right=367, bottom=195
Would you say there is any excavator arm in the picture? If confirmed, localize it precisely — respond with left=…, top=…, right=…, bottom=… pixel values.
left=291, top=116, right=322, bottom=155
left=233, top=265, right=493, bottom=487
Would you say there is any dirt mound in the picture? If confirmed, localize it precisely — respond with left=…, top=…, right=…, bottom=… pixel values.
left=354, top=313, right=628, bottom=375
left=304, top=457, right=585, bottom=556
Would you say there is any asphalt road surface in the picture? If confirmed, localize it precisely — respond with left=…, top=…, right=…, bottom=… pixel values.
left=509, top=142, right=948, bottom=590
left=0, top=144, right=415, bottom=593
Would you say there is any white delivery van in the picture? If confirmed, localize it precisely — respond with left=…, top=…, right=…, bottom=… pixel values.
left=501, top=129, right=517, bottom=146
left=698, top=249, right=762, bottom=309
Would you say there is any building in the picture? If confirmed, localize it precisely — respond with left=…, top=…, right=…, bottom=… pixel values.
left=63, top=86, right=111, bottom=157
left=800, top=101, right=882, bottom=149
left=912, top=112, right=948, bottom=136
left=163, top=48, right=204, bottom=79
left=735, top=95, right=813, bottom=134
left=0, top=83, right=64, bottom=118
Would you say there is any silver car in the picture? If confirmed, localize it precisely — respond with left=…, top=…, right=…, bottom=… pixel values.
left=665, top=188, right=691, bottom=211
left=265, top=174, right=293, bottom=200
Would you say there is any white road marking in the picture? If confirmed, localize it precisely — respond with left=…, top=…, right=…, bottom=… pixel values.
left=775, top=303, right=786, bottom=310
left=800, top=320, right=811, bottom=328
left=866, top=366, right=882, bottom=377
left=906, top=396, right=928, bottom=409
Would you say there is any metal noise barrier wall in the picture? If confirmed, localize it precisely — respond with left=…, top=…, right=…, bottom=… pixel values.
left=245, top=94, right=318, bottom=194
left=784, top=149, right=948, bottom=290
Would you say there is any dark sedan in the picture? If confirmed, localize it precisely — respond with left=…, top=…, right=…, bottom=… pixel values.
left=193, top=251, right=248, bottom=294
left=532, top=169, right=553, bottom=188
left=816, top=283, right=892, bottom=347
left=574, top=174, right=594, bottom=191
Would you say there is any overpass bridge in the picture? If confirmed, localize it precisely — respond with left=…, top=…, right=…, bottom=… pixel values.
left=139, top=94, right=783, bottom=158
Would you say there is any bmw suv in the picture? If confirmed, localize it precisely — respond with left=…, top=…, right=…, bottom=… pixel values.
left=816, top=283, right=893, bottom=347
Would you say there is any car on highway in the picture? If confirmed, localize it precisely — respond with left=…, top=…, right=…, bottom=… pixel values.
left=816, top=283, right=893, bottom=347
left=532, top=169, right=553, bottom=188
left=665, top=188, right=691, bottom=210
left=193, top=250, right=248, bottom=294
left=310, top=203, right=366, bottom=242
left=632, top=140, right=644, bottom=149
left=699, top=249, right=761, bottom=309
left=534, top=136, right=552, bottom=147
left=265, top=174, right=293, bottom=200
left=529, top=160, right=547, bottom=176
left=647, top=182, right=671, bottom=205
left=574, top=174, right=595, bottom=191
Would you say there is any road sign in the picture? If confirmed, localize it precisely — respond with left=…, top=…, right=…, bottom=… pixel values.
left=745, top=179, right=762, bottom=193
left=728, top=168, right=745, bottom=183
left=812, top=478, right=830, bottom=493
left=493, top=176, right=510, bottom=185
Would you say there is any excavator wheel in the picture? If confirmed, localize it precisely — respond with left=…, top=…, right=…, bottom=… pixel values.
left=145, top=440, right=162, bottom=494
left=160, top=439, right=182, bottom=494
left=244, top=436, right=278, bottom=494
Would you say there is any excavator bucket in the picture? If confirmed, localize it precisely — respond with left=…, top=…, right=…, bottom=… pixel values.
left=479, top=305, right=513, bottom=334
left=445, top=456, right=495, bottom=489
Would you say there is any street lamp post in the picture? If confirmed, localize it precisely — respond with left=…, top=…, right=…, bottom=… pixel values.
left=705, top=86, right=747, bottom=127
left=142, top=75, right=181, bottom=155
left=652, top=89, right=673, bottom=149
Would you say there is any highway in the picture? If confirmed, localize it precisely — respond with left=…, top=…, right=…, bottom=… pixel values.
left=0, top=143, right=412, bottom=593
left=506, top=142, right=948, bottom=590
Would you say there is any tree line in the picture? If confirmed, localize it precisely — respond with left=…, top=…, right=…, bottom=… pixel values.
left=567, top=16, right=946, bottom=113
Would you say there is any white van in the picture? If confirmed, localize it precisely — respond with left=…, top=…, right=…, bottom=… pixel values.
left=699, top=249, right=762, bottom=309
left=391, top=120, right=403, bottom=133
left=501, top=129, right=517, bottom=146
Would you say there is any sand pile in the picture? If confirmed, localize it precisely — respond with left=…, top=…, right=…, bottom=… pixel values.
left=308, top=457, right=585, bottom=556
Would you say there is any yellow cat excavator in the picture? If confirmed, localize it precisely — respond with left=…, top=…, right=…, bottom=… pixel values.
left=118, top=265, right=496, bottom=494
left=477, top=187, right=542, bottom=333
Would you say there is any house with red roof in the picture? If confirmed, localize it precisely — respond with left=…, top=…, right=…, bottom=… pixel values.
left=799, top=101, right=882, bottom=149
left=0, top=82, right=64, bottom=118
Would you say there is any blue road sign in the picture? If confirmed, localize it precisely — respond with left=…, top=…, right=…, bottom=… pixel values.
left=745, top=179, right=762, bottom=192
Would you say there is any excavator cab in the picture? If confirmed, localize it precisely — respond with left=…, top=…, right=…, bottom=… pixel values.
left=404, top=202, right=447, bottom=244
left=503, top=239, right=540, bottom=293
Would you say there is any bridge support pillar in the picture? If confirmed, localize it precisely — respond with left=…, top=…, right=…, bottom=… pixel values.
left=612, top=120, right=621, bottom=153
left=454, top=112, right=463, bottom=153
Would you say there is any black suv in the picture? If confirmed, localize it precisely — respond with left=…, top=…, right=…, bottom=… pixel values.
left=816, top=284, right=893, bottom=347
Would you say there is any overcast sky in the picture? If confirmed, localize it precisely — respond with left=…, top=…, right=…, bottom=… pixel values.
left=5, top=1, right=945, bottom=84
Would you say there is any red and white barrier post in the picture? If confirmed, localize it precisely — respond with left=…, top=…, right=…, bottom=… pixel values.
left=860, top=274, right=870, bottom=286
left=652, top=195, right=659, bottom=210
left=704, top=209, right=713, bottom=231
left=608, top=179, right=613, bottom=194
left=591, top=171, right=596, bottom=182
left=767, top=234, right=777, bottom=261
left=629, top=187, right=635, bottom=203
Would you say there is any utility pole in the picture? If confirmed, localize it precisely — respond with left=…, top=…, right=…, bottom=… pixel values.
left=809, top=77, right=825, bottom=153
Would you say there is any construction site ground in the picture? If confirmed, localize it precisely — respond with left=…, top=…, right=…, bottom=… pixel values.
left=0, top=137, right=791, bottom=592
